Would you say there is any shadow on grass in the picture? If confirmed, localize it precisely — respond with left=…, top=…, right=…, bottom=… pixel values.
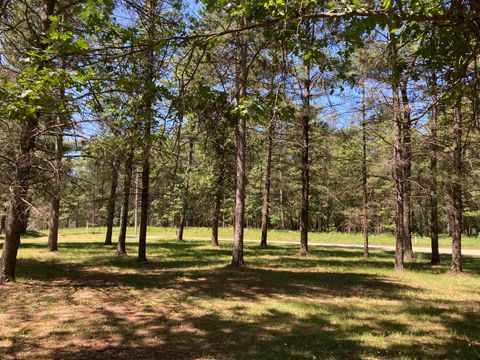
left=2, top=240, right=479, bottom=359
left=14, top=239, right=480, bottom=275
left=5, top=276, right=480, bottom=360
left=16, top=256, right=420, bottom=302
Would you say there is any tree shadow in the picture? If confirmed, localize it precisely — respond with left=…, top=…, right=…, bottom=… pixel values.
left=2, top=240, right=479, bottom=359
left=5, top=294, right=480, bottom=360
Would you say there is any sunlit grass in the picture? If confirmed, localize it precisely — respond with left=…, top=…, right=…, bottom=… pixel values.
left=35, top=226, right=480, bottom=250
left=0, top=229, right=479, bottom=359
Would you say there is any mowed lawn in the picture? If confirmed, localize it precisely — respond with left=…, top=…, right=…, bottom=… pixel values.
left=0, top=229, right=479, bottom=359
left=58, top=226, right=480, bottom=250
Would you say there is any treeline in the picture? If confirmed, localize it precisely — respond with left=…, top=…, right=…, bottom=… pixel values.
left=1, top=0, right=480, bottom=282
left=29, top=122, right=480, bottom=237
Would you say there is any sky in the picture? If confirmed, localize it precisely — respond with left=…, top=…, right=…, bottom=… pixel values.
left=74, top=0, right=430, bottom=141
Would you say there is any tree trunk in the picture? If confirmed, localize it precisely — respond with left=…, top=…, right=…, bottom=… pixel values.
left=450, top=99, right=463, bottom=272
left=211, top=175, right=223, bottom=247
left=0, top=0, right=56, bottom=282
left=211, top=133, right=226, bottom=247
left=0, top=106, right=41, bottom=281
left=138, top=0, right=156, bottom=262
left=299, top=110, right=310, bottom=256
left=400, top=79, right=415, bottom=262
left=177, top=137, right=194, bottom=241
left=299, top=21, right=312, bottom=257
left=19, top=199, right=31, bottom=235
left=0, top=208, right=6, bottom=234
left=260, top=116, right=275, bottom=247
left=138, top=142, right=150, bottom=262
left=430, top=74, right=440, bottom=265
left=0, top=120, right=37, bottom=281
left=231, top=16, right=248, bottom=267
left=279, top=170, right=285, bottom=230
left=104, top=161, right=118, bottom=245
left=48, top=113, right=64, bottom=252
left=116, top=151, right=134, bottom=256
left=390, top=32, right=404, bottom=272
left=361, top=80, right=369, bottom=259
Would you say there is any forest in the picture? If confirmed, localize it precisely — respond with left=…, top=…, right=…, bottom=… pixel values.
left=0, top=0, right=480, bottom=359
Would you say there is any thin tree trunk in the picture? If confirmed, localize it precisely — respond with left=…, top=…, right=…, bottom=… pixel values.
left=390, top=32, right=404, bottom=272
left=211, top=175, right=223, bottom=247
left=104, top=161, right=118, bottom=245
left=400, top=79, right=415, bottom=262
left=231, top=16, right=248, bottom=267
left=260, top=116, right=275, bottom=247
left=450, top=99, right=463, bottom=272
left=279, top=170, right=285, bottom=230
left=361, top=80, right=369, bottom=259
left=134, top=171, right=139, bottom=234
left=48, top=112, right=64, bottom=252
left=299, top=21, right=312, bottom=257
left=211, top=134, right=226, bottom=247
left=177, top=137, right=194, bottom=241
left=138, top=0, right=156, bottom=262
left=299, top=112, right=310, bottom=256
left=116, top=151, right=134, bottom=256
left=138, top=142, right=150, bottom=262
left=430, top=74, right=440, bottom=264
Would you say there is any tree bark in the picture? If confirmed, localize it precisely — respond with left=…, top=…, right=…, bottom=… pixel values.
left=0, top=122, right=38, bottom=281
left=177, top=137, right=194, bottom=241
left=116, top=151, right=133, bottom=256
left=48, top=113, right=64, bottom=252
left=361, top=80, right=369, bottom=259
left=0, top=0, right=56, bottom=282
left=390, top=33, right=404, bottom=272
left=104, top=161, right=118, bottom=245
left=450, top=99, right=463, bottom=272
left=429, top=74, right=440, bottom=265
left=231, top=16, right=248, bottom=267
left=299, top=21, right=312, bottom=257
left=0, top=208, right=6, bottom=234
left=260, top=116, right=275, bottom=247
left=138, top=141, right=150, bottom=262
left=279, top=170, right=285, bottom=230
left=211, top=133, right=226, bottom=247
left=138, top=0, right=156, bottom=262
left=400, top=79, right=415, bottom=262
left=19, top=197, right=31, bottom=235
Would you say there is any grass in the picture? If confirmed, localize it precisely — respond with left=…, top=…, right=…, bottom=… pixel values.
left=51, top=226, right=480, bottom=250
left=0, top=227, right=479, bottom=359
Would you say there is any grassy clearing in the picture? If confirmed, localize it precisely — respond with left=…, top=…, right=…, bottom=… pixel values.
left=51, top=226, right=480, bottom=250
left=0, top=229, right=479, bottom=359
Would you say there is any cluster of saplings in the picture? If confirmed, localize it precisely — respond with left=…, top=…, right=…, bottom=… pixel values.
left=1, top=0, right=479, bottom=283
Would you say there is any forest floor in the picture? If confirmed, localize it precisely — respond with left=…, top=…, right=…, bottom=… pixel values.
left=0, top=228, right=479, bottom=359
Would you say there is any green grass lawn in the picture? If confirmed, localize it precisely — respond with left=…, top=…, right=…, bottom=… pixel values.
left=0, top=229, right=479, bottom=359
left=53, top=226, right=480, bottom=250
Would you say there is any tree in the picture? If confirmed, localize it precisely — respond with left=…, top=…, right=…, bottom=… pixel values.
left=231, top=15, right=249, bottom=267
left=104, top=161, right=119, bottom=246
left=0, top=0, right=57, bottom=282
left=361, top=79, right=369, bottom=259
left=117, top=149, right=134, bottom=256
left=448, top=98, right=463, bottom=272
